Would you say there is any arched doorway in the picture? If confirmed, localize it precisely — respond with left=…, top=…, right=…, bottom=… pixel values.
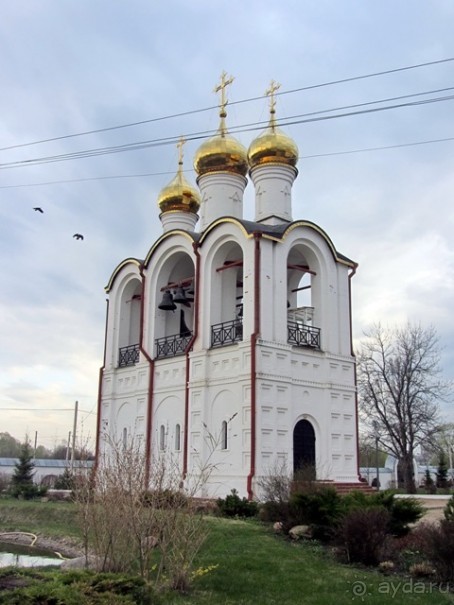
left=293, top=419, right=316, bottom=479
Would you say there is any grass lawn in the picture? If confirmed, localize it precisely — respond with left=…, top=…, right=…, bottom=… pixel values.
left=1, top=499, right=453, bottom=604
left=0, top=499, right=81, bottom=539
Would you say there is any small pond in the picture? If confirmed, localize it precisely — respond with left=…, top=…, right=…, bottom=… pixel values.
left=0, top=543, right=64, bottom=568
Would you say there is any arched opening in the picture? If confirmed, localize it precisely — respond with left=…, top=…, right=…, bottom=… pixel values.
left=221, top=420, right=228, bottom=450
left=118, top=278, right=142, bottom=367
left=293, top=419, right=316, bottom=479
left=175, top=424, right=181, bottom=451
left=154, top=252, right=195, bottom=358
left=159, top=425, right=166, bottom=451
left=287, top=246, right=320, bottom=349
left=210, top=241, right=244, bottom=348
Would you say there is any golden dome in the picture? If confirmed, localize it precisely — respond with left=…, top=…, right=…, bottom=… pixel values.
left=248, top=80, right=298, bottom=170
left=194, top=131, right=248, bottom=177
left=158, top=141, right=200, bottom=214
left=248, top=126, right=298, bottom=169
left=194, top=71, right=248, bottom=178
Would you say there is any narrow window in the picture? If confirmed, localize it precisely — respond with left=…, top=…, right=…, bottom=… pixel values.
left=221, top=420, right=228, bottom=450
left=159, top=424, right=166, bottom=451
left=122, top=427, right=127, bottom=449
left=175, top=424, right=181, bottom=451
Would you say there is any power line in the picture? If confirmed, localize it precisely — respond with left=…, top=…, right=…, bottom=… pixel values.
left=1, top=56, right=453, bottom=152
left=1, top=135, right=453, bottom=190
left=300, top=136, right=454, bottom=159
left=1, top=91, right=453, bottom=170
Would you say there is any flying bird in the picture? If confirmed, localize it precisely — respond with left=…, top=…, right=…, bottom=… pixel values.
left=73, top=233, right=84, bottom=240
left=33, top=207, right=44, bottom=213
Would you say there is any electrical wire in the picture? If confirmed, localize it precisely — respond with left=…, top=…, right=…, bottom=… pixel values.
left=1, top=56, right=453, bottom=152
left=1, top=134, right=453, bottom=189
left=1, top=91, right=454, bottom=171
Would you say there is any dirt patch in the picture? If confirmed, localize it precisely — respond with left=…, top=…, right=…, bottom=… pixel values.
left=414, top=497, right=448, bottom=525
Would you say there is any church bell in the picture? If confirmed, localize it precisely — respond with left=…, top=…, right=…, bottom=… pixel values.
left=158, top=290, right=177, bottom=311
left=173, top=286, right=191, bottom=306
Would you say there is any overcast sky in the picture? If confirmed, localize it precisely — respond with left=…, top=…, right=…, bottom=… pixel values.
left=1, top=1, right=453, bottom=451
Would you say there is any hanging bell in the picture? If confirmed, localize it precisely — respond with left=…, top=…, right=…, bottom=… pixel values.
left=158, top=290, right=177, bottom=311
left=179, top=309, right=192, bottom=337
left=173, top=286, right=191, bottom=307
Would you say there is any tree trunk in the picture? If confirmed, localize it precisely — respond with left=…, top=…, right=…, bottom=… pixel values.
left=398, top=455, right=416, bottom=494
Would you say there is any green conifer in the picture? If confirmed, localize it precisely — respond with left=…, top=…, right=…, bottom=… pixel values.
left=10, top=441, right=39, bottom=499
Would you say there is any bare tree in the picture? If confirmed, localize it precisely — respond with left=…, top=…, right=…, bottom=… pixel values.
left=74, top=434, right=211, bottom=592
left=357, top=323, right=448, bottom=493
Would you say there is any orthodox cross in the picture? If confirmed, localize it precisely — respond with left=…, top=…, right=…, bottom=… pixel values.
left=214, top=71, right=234, bottom=134
left=177, top=136, right=186, bottom=167
left=265, top=80, right=281, bottom=129
left=175, top=136, right=186, bottom=183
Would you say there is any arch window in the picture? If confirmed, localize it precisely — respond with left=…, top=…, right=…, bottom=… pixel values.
left=175, top=424, right=181, bottom=451
left=287, top=247, right=320, bottom=349
left=221, top=420, right=228, bottom=450
left=154, top=252, right=195, bottom=359
left=118, top=279, right=142, bottom=367
left=159, top=424, right=166, bottom=451
left=210, top=242, right=244, bottom=348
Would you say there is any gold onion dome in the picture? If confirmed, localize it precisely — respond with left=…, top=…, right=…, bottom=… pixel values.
left=158, top=140, right=200, bottom=214
left=248, top=81, right=298, bottom=170
left=194, top=72, right=248, bottom=178
left=194, top=131, right=248, bottom=177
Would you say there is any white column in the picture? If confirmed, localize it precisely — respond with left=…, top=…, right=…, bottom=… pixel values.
left=160, top=211, right=199, bottom=233
left=250, top=164, right=297, bottom=225
left=197, top=173, right=247, bottom=229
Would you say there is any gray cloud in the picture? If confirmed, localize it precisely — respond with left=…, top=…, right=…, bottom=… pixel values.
left=1, top=1, right=453, bottom=447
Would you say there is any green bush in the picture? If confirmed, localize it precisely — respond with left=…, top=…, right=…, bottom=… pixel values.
left=374, top=492, right=424, bottom=536
left=443, top=494, right=454, bottom=522
left=423, top=468, right=436, bottom=494
left=343, top=490, right=424, bottom=537
left=290, top=487, right=344, bottom=541
left=216, top=489, right=258, bottom=518
left=54, top=468, right=74, bottom=490
left=260, top=487, right=424, bottom=543
left=0, top=569, right=154, bottom=605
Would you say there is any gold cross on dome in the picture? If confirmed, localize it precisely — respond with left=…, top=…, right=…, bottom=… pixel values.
left=214, top=71, right=234, bottom=116
left=177, top=136, right=186, bottom=165
left=265, top=80, right=281, bottom=114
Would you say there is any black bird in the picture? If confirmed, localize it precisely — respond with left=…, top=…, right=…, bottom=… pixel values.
left=33, top=207, right=44, bottom=213
left=73, top=233, right=84, bottom=240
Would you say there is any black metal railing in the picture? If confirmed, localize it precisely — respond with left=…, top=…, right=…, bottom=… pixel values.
left=287, top=321, right=321, bottom=349
left=155, top=332, right=193, bottom=359
left=211, top=318, right=243, bottom=348
left=118, top=343, right=140, bottom=367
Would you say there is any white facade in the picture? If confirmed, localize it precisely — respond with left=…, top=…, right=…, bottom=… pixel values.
left=96, top=92, right=360, bottom=499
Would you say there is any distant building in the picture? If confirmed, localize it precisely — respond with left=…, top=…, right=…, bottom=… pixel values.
left=0, top=458, right=93, bottom=486
left=96, top=76, right=360, bottom=498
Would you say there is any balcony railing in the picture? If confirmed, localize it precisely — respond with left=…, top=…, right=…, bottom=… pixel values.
left=211, top=318, right=243, bottom=348
left=118, top=343, right=140, bottom=367
left=287, top=320, right=320, bottom=349
left=155, top=332, right=193, bottom=359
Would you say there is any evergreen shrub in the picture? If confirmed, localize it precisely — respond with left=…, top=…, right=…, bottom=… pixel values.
left=216, top=489, right=258, bottom=518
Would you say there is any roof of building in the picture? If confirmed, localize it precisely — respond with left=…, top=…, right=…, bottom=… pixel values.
left=0, top=458, right=94, bottom=468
